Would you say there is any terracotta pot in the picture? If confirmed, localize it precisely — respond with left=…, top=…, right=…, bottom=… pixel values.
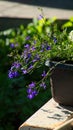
left=47, top=61, right=73, bottom=106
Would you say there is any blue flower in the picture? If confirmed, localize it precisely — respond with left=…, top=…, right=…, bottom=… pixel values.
left=22, top=69, right=27, bottom=74
left=13, top=62, right=21, bottom=69
left=27, top=88, right=32, bottom=93
left=32, top=54, right=40, bottom=62
left=22, top=50, right=28, bottom=59
left=15, top=43, right=18, bottom=47
left=8, top=70, right=14, bottom=78
left=24, top=44, right=30, bottom=49
left=27, top=88, right=38, bottom=99
left=34, top=40, right=36, bottom=44
left=46, top=45, right=51, bottom=50
left=42, top=44, right=45, bottom=49
left=29, top=82, right=35, bottom=88
left=31, top=46, right=36, bottom=51
left=8, top=70, right=19, bottom=78
left=40, top=82, right=46, bottom=89
left=22, top=50, right=31, bottom=62
left=40, top=44, right=45, bottom=52
left=27, top=53, right=31, bottom=58
left=25, top=36, right=30, bottom=40
left=28, top=64, right=33, bottom=70
left=27, top=94, right=34, bottom=99
left=10, top=43, right=15, bottom=48
left=38, top=15, right=43, bottom=20
left=41, top=71, right=46, bottom=77
left=53, top=37, right=57, bottom=43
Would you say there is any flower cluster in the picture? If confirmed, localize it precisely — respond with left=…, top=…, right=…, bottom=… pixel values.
left=8, top=39, right=50, bottom=99
left=8, top=15, right=73, bottom=99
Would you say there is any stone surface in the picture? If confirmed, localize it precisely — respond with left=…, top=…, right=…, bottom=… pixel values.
left=19, top=98, right=73, bottom=130
left=0, top=1, right=73, bottom=19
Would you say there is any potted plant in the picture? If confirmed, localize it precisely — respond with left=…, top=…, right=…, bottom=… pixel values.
left=8, top=15, right=73, bottom=106
left=45, top=27, right=73, bottom=106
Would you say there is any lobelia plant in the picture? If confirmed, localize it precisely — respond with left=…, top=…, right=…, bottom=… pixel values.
left=8, top=15, right=73, bottom=99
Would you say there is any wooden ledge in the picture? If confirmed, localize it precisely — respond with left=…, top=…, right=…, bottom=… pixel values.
left=19, top=98, right=73, bottom=130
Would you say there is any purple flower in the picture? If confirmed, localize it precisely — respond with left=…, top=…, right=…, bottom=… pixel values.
left=41, top=71, right=46, bottom=77
left=22, top=50, right=31, bottom=61
left=31, top=46, right=36, bottom=51
left=40, top=49, right=44, bottom=52
left=32, top=90, right=38, bottom=95
left=25, top=58, right=30, bottom=63
left=38, top=15, right=43, bottom=20
left=29, top=82, right=35, bottom=88
left=8, top=70, right=19, bottom=78
left=32, top=54, right=40, bottom=62
left=24, top=44, right=30, bottom=49
left=27, top=94, right=34, bottom=99
left=46, top=45, right=51, bottom=50
left=25, top=36, right=30, bottom=40
left=28, top=64, right=33, bottom=70
left=42, top=44, right=45, bottom=49
left=27, top=53, right=31, bottom=58
left=40, top=44, right=45, bottom=52
left=15, top=43, right=18, bottom=47
left=24, top=53, right=31, bottom=63
left=13, top=62, right=21, bottom=69
left=14, top=71, right=19, bottom=77
left=22, top=50, right=28, bottom=59
left=8, top=70, right=13, bottom=78
left=27, top=88, right=32, bottom=93
left=27, top=88, right=38, bottom=99
left=32, top=59, right=37, bottom=63
left=40, top=82, right=46, bottom=89
left=53, top=37, right=57, bottom=43
left=36, top=54, right=40, bottom=60
left=34, top=40, right=36, bottom=44
left=22, top=69, right=27, bottom=74
left=10, top=43, right=15, bottom=48
left=10, top=66, right=15, bottom=71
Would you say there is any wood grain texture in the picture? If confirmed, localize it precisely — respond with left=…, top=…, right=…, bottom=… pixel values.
left=19, top=98, right=73, bottom=130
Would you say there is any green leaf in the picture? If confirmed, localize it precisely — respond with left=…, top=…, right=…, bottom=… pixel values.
left=62, top=21, right=73, bottom=29
left=70, top=17, right=73, bottom=22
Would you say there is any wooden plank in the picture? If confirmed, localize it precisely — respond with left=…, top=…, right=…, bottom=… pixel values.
left=54, top=118, right=73, bottom=130
left=19, top=98, right=73, bottom=130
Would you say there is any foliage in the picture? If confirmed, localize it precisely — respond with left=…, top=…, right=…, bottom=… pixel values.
left=62, top=17, right=73, bottom=29
left=0, top=16, right=56, bottom=72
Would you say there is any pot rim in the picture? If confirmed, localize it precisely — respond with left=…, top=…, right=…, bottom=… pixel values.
left=45, top=60, right=73, bottom=70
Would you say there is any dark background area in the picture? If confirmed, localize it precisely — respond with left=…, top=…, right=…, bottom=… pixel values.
left=3, top=0, right=73, bottom=10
